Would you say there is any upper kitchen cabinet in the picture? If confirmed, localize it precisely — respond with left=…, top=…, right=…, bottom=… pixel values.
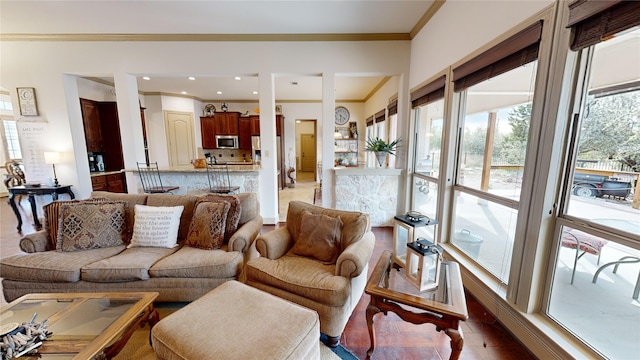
left=214, top=112, right=240, bottom=135
left=80, top=98, right=104, bottom=152
left=238, top=117, right=252, bottom=150
left=250, top=115, right=260, bottom=135
left=201, top=117, right=216, bottom=149
left=97, top=102, right=125, bottom=172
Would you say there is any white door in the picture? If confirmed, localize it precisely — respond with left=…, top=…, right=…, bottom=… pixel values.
left=164, top=111, right=195, bottom=167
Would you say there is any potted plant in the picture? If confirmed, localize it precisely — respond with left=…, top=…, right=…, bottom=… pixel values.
left=365, top=137, right=401, bottom=167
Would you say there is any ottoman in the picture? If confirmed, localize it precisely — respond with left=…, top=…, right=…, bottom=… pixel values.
left=151, top=280, right=320, bottom=360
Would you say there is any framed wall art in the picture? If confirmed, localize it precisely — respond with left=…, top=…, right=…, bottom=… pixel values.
left=17, top=87, right=39, bottom=116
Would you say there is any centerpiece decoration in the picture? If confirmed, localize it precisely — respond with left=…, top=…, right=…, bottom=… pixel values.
left=365, top=137, right=401, bottom=167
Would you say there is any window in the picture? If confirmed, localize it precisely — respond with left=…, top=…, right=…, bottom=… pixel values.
left=2, top=120, right=21, bottom=160
left=450, top=21, right=542, bottom=283
left=547, top=25, right=640, bottom=359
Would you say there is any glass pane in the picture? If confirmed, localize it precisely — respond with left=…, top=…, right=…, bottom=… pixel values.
left=411, top=175, right=438, bottom=219
left=414, top=99, right=444, bottom=178
left=50, top=298, right=138, bottom=337
left=548, top=225, right=640, bottom=359
left=565, top=28, right=640, bottom=237
left=458, top=61, right=538, bottom=201
left=451, top=191, right=516, bottom=282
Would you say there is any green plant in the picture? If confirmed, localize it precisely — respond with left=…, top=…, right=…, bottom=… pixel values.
left=365, top=137, right=401, bottom=155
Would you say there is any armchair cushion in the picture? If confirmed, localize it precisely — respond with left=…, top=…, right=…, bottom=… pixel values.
left=185, top=201, right=229, bottom=250
left=291, top=211, right=342, bottom=264
left=246, top=255, right=350, bottom=306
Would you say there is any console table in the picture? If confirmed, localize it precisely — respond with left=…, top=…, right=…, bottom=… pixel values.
left=8, top=184, right=75, bottom=232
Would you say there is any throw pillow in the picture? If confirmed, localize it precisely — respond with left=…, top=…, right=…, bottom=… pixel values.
left=56, top=201, right=127, bottom=252
left=185, top=201, right=230, bottom=250
left=196, top=194, right=241, bottom=242
left=129, top=205, right=184, bottom=248
left=44, top=197, right=113, bottom=250
left=291, top=210, right=343, bottom=264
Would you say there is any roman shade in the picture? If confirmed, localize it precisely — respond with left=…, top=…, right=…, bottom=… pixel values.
left=387, top=100, right=398, bottom=116
left=411, top=75, right=446, bottom=108
left=374, top=109, right=385, bottom=123
left=567, top=0, right=640, bottom=51
left=366, top=116, right=375, bottom=127
left=452, top=21, right=543, bottom=92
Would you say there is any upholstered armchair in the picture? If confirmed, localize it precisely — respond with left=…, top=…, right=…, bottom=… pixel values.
left=245, top=201, right=375, bottom=347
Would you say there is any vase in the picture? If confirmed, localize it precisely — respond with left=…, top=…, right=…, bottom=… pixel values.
left=375, top=151, right=388, bottom=167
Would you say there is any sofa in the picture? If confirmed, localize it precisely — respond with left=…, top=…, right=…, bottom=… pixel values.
left=0, top=191, right=262, bottom=303
left=245, top=200, right=375, bottom=346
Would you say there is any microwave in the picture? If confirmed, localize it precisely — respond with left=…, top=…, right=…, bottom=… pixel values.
left=215, top=135, right=239, bottom=149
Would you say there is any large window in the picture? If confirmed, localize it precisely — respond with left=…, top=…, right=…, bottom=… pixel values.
left=547, top=26, right=640, bottom=359
left=450, top=22, right=542, bottom=283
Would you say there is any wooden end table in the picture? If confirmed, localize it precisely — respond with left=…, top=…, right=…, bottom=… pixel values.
left=0, top=292, right=158, bottom=360
left=8, top=184, right=75, bottom=232
left=365, top=250, right=469, bottom=360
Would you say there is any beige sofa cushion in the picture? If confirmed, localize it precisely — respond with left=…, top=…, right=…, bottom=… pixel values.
left=0, top=246, right=125, bottom=282
left=146, top=194, right=198, bottom=245
left=286, top=201, right=369, bottom=251
left=235, top=192, right=259, bottom=226
left=81, top=247, right=179, bottom=282
left=91, top=191, right=148, bottom=242
left=245, top=254, right=351, bottom=307
left=149, top=246, right=243, bottom=279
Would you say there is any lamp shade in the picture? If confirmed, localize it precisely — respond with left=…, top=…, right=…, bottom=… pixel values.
left=44, top=151, right=61, bottom=165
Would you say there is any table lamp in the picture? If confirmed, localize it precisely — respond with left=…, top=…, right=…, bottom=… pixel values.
left=44, top=151, right=61, bottom=187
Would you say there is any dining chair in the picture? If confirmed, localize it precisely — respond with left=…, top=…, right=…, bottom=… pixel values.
left=561, top=229, right=608, bottom=284
left=136, top=162, right=180, bottom=194
left=206, top=162, right=240, bottom=194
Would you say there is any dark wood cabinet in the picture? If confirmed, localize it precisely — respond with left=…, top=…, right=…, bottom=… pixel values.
left=97, top=102, right=124, bottom=172
left=276, top=115, right=283, bottom=137
left=141, top=107, right=150, bottom=164
left=80, top=98, right=104, bottom=152
left=214, top=112, right=240, bottom=135
left=238, top=117, right=252, bottom=149
left=201, top=117, right=217, bottom=148
left=91, top=172, right=126, bottom=193
left=250, top=115, right=260, bottom=135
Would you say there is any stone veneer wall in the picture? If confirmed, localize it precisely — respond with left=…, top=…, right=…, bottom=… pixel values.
left=333, top=168, right=402, bottom=226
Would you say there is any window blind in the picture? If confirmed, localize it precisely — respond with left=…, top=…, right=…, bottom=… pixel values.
left=568, top=0, right=640, bottom=51
left=410, top=75, right=446, bottom=108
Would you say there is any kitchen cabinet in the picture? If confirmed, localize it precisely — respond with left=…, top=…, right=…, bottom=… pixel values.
left=97, top=102, right=125, bottom=172
left=238, top=117, right=252, bottom=150
left=201, top=117, right=216, bottom=148
left=91, top=172, right=127, bottom=193
left=80, top=98, right=104, bottom=153
left=214, top=112, right=240, bottom=135
left=250, top=115, right=260, bottom=135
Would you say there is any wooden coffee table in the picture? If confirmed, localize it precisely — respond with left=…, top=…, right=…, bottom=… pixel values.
left=365, top=250, right=468, bottom=360
left=0, top=292, right=158, bottom=359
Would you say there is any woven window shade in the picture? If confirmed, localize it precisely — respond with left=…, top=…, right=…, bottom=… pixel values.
left=387, top=100, right=398, bottom=116
left=366, top=116, right=375, bottom=127
left=568, top=0, right=640, bottom=51
left=452, top=21, right=543, bottom=92
left=410, top=75, right=446, bottom=108
left=374, top=109, right=386, bottom=123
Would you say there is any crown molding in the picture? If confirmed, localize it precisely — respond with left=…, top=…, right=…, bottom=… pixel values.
left=1, top=33, right=411, bottom=42
left=410, top=0, right=446, bottom=39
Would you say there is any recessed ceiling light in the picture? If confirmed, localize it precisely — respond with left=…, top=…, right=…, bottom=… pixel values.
left=217, top=91, right=222, bottom=95
left=234, top=76, right=241, bottom=81
left=188, top=77, right=195, bottom=80
left=181, top=91, right=187, bottom=95
left=142, top=76, right=151, bottom=80
left=252, top=91, right=258, bottom=95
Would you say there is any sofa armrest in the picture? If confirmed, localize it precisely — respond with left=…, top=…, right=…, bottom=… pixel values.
left=255, top=226, right=294, bottom=260
left=335, top=231, right=375, bottom=278
left=19, top=231, right=49, bottom=253
left=228, top=216, right=263, bottom=253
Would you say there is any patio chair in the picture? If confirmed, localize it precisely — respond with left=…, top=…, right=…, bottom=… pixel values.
left=206, top=162, right=240, bottom=194
left=561, top=229, right=608, bottom=284
left=136, top=162, right=179, bottom=194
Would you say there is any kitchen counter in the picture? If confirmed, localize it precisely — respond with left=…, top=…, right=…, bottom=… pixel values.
left=90, top=170, right=124, bottom=177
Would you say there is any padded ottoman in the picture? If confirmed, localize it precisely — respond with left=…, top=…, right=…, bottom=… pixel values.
left=151, top=280, right=320, bottom=360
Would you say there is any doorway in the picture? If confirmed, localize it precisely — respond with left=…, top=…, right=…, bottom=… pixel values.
left=278, top=119, right=317, bottom=222
left=164, top=110, right=195, bottom=167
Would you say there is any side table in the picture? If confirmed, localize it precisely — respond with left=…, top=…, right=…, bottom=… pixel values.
left=365, top=250, right=468, bottom=360
left=8, top=184, right=75, bottom=232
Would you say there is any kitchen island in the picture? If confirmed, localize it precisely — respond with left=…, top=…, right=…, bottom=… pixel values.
left=124, top=165, right=260, bottom=195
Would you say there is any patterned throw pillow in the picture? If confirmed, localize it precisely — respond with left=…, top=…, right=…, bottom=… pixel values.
left=56, top=202, right=127, bottom=252
left=291, top=210, right=343, bottom=264
left=44, top=197, right=113, bottom=250
left=185, top=201, right=230, bottom=250
left=129, top=205, right=184, bottom=248
left=196, top=194, right=241, bottom=242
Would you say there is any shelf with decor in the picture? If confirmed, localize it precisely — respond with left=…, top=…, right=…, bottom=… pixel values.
left=334, top=138, right=358, bottom=167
